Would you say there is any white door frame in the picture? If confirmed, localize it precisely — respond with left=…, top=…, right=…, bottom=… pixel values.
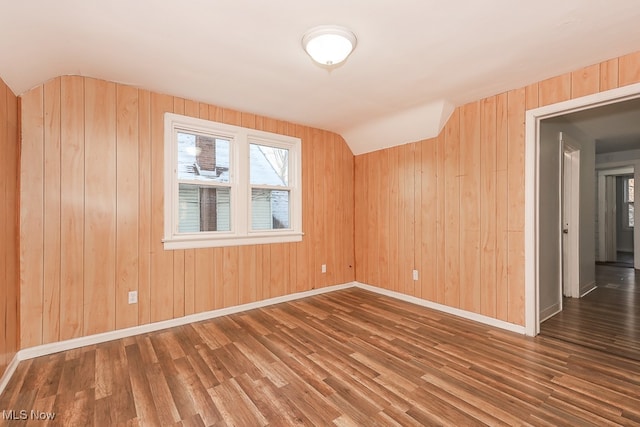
left=561, top=138, right=580, bottom=299
left=525, top=82, right=640, bottom=336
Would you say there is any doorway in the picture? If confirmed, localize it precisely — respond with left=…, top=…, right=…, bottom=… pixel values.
left=525, top=82, right=640, bottom=336
left=597, top=168, right=635, bottom=268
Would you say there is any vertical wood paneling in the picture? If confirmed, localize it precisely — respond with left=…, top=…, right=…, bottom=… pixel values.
left=60, top=76, right=85, bottom=340
left=571, top=64, right=600, bottom=98
left=43, top=79, right=61, bottom=344
left=0, top=81, right=7, bottom=369
left=507, top=88, right=526, bottom=233
left=18, top=76, right=355, bottom=348
left=619, top=51, right=640, bottom=86
left=116, top=85, right=140, bottom=329
left=460, top=102, right=481, bottom=313
left=6, top=81, right=18, bottom=364
left=506, top=88, right=526, bottom=325
left=538, top=73, right=571, bottom=107
left=354, top=51, right=639, bottom=326
left=525, top=83, right=539, bottom=110
left=420, top=138, right=437, bottom=302
left=388, top=148, right=399, bottom=292
left=413, top=142, right=423, bottom=298
left=376, top=151, right=389, bottom=290
left=0, top=78, right=19, bottom=374
left=223, top=247, right=239, bottom=306
left=20, top=85, right=45, bottom=348
left=298, top=124, right=313, bottom=292
left=312, top=129, right=325, bottom=289
left=354, top=156, right=367, bottom=284
left=403, top=144, right=416, bottom=296
left=194, top=249, right=214, bottom=313
left=343, top=140, right=355, bottom=283
left=84, top=79, right=117, bottom=335
left=138, top=90, right=152, bottom=326
left=215, top=247, right=228, bottom=308
left=435, top=132, right=446, bottom=305
left=600, top=59, right=619, bottom=91
left=495, top=93, right=509, bottom=322
left=369, top=150, right=381, bottom=288
left=150, top=93, right=174, bottom=322
left=480, top=96, right=497, bottom=318
left=444, top=109, right=460, bottom=308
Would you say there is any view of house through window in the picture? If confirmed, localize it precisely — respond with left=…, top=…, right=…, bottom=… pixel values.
left=177, top=132, right=231, bottom=232
left=250, top=143, right=290, bottom=230
left=164, top=113, right=302, bottom=249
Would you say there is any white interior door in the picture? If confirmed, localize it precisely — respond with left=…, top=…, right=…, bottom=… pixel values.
left=561, top=134, right=580, bottom=299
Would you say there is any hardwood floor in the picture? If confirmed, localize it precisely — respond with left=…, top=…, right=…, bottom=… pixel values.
left=2, top=288, right=640, bottom=426
left=541, top=263, right=640, bottom=361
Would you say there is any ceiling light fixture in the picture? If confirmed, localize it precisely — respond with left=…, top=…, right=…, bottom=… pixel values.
left=302, top=25, right=357, bottom=67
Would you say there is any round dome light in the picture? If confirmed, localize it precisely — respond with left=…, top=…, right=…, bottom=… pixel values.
left=302, top=25, right=357, bottom=66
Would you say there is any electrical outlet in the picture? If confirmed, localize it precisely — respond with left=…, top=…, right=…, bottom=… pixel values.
left=412, top=269, right=419, bottom=281
left=321, top=264, right=327, bottom=273
left=128, top=291, right=138, bottom=304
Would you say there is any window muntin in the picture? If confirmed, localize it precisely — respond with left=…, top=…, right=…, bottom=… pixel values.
left=164, top=113, right=302, bottom=249
left=624, top=176, right=634, bottom=228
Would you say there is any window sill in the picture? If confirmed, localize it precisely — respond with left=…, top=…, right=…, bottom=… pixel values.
left=163, top=232, right=303, bottom=250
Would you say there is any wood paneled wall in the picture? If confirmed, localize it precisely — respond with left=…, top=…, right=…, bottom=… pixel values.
left=354, top=51, right=640, bottom=326
left=0, top=77, right=19, bottom=376
left=19, top=76, right=355, bottom=348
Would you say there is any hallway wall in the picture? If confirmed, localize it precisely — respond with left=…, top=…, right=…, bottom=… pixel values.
left=0, top=77, right=19, bottom=377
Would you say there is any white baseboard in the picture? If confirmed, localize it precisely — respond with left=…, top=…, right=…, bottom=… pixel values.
left=354, top=282, right=526, bottom=335
left=16, top=282, right=355, bottom=363
left=2, top=280, right=528, bottom=396
left=0, top=354, right=20, bottom=397
left=580, top=281, right=597, bottom=297
left=539, top=302, right=561, bottom=323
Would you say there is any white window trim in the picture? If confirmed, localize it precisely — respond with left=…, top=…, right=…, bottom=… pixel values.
left=623, top=176, right=634, bottom=229
left=163, top=113, right=302, bottom=249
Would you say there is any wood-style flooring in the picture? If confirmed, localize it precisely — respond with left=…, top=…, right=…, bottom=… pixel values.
left=2, top=288, right=640, bottom=426
left=541, top=263, right=640, bottom=361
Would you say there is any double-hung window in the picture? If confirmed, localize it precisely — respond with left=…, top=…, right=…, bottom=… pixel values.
left=623, top=175, right=635, bottom=228
left=164, top=113, right=302, bottom=249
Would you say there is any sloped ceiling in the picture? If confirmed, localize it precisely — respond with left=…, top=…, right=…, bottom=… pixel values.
left=1, top=1, right=640, bottom=154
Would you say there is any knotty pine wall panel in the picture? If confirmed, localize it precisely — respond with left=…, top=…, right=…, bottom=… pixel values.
left=0, top=77, right=19, bottom=377
left=354, top=50, right=640, bottom=326
left=19, top=76, right=356, bottom=348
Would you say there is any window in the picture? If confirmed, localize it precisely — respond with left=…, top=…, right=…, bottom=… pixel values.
left=164, top=113, right=302, bottom=249
left=623, top=176, right=634, bottom=228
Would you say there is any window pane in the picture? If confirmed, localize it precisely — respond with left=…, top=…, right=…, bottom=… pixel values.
left=629, top=203, right=634, bottom=228
left=629, top=178, right=634, bottom=202
left=178, top=131, right=230, bottom=183
left=251, top=189, right=289, bottom=230
left=178, top=184, right=230, bottom=232
left=250, top=143, right=288, bottom=186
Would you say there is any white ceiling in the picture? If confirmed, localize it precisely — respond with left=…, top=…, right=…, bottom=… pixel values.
left=1, top=1, right=640, bottom=154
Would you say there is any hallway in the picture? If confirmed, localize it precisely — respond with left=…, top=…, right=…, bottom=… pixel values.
left=540, top=263, right=640, bottom=361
